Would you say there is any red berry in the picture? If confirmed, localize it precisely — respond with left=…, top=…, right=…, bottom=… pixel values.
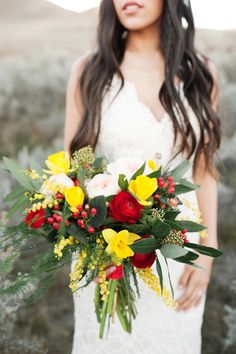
left=170, top=182, right=175, bottom=188
left=161, top=203, right=166, bottom=209
left=55, top=215, right=62, bottom=223
left=168, top=187, right=175, bottom=194
left=157, top=177, right=163, bottom=182
left=47, top=217, right=54, bottom=224
left=167, top=176, right=173, bottom=182
left=85, top=204, right=90, bottom=210
left=154, top=194, right=159, bottom=200
left=77, top=205, right=83, bottom=211
left=81, top=211, right=88, bottom=218
left=163, top=182, right=169, bottom=188
left=72, top=212, right=79, bottom=218
left=65, top=220, right=69, bottom=226
left=181, top=228, right=187, bottom=234
left=53, top=205, right=60, bottom=211
left=90, top=208, right=97, bottom=216
left=53, top=222, right=60, bottom=230
left=87, top=226, right=95, bottom=234
left=56, top=193, right=64, bottom=200
left=77, top=219, right=84, bottom=226
left=53, top=213, right=58, bottom=219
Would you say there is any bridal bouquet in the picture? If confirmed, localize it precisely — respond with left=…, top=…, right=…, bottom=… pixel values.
left=1, top=146, right=222, bottom=338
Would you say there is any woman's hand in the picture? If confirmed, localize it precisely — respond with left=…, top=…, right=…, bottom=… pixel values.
left=176, top=255, right=213, bottom=311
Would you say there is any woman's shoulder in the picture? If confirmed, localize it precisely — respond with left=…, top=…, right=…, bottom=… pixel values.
left=70, top=50, right=96, bottom=78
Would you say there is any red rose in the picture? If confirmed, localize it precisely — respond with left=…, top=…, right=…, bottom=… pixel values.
left=24, top=208, right=46, bottom=228
left=108, top=191, right=143, bottom=224
left=106, top=265, right=124, bottom=280
left=131, top=235, right=156, bottom=269
left=131, top=252, right=156, bottom=269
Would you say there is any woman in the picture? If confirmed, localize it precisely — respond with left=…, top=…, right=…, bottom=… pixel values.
left=64, top=0, right=221, bottom=353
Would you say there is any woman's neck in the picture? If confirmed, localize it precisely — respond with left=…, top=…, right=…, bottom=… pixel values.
left=125, top=21, right=162, bottom=54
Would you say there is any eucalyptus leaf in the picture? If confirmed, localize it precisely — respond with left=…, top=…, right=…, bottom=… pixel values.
left=168, top=160, right=191, bottom=181
left=4, top=186, right=27, bottom=202
left=160, top=244, right=188, bottom=259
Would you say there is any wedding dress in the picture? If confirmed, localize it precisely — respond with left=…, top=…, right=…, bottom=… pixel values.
left=71, top=73, right=205, bottom=354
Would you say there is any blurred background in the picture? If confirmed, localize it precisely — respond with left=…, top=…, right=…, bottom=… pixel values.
left=0, top=0, right=235, bottom=353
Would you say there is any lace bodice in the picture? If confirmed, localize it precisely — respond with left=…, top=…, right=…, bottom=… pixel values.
left=96, top=74, right=201, bottom=179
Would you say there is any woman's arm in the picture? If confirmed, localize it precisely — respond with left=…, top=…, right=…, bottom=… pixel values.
left=64, top=54, right=89, bottom=153
left=177, top=61, right=220, bottom=311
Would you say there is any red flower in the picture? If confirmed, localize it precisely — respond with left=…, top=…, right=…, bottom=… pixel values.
left=106, top=265, right=124, bottom=280
left=131, top=252, right=156, bottom=269
left=108, top=191, right=143, bottom=224
left=131, top=235, right=156, bottom=269
left=24, top=208, right=46, bottom=228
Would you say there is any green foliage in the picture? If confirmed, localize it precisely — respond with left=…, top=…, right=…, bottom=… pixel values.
left=3, top=157, right=35, bottom=191
left=130, top=238, right=159, bottom=254
left=89, top=196, right=107, bottom=228
left=118, top=174, right=128, bottom=190
left=160, top=244, right=188, bottom=259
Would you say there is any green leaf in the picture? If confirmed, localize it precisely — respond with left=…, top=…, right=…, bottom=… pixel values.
left=160, top=244, right=188, bottom=259
left=130, top=238, right=159, bottom=254
left=164, top=258, right=174, bottom=298
left=178, top=178, right=200, bottom=190
left=3, top=157, right=35, bottom=191
left=168, top=160, right=191, bottom=181
left=173, top=184, right=196, bottom=195
left=184, top=242, right=223, bottom=258
left=7, top=195, right=28, bottom=218
left=0, top=253, right=18, bottom=275
left=164, top=210, right=181, bottom=220
left=4, top=186, right=27, bottom=202
left=147, top=168, right=162, bottom=178
left=130, top=162, right=146, bottom=181
left=118, top=174, right=128, bottom=190
left=165, top=220, right=183, bottom=231
left=68, top=224, right=88, bottom=244
left=177, top=220, right=207, bottom=232
left=155, top=257, right=163, bottom=294
left=152, top=219, right=171, bottom=239
left=93, top=157, right=104, bottom=169
left=89, top=195, right=107, bottom=228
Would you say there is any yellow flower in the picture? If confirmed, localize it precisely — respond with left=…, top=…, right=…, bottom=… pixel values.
left=64, top=186, right=84, bottom=208
left=148, top=160, right=157, bottom=171
left=102, top=229, right=140, bottom=259
left=45, top=151, right=71, bottom=175
left=128, top=175, right=157, bottom=206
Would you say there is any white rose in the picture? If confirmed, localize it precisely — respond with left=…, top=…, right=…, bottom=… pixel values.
left=86, top=174, right=120, bottom=198
left=106, top=157, right=152, bottom=181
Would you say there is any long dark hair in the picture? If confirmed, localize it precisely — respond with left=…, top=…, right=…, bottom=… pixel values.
left=70, top=0, right=221, bottom=174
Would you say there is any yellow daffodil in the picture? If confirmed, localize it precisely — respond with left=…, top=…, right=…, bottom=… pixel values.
left=64, top=186, right=85, bottom=208
left=148, top=159, right=157, bottom=172
left=102, top=228, right=140, bottom=259
left=45, top=151, right=71, bottom=175
left=128, top=175, right=157, bottom=206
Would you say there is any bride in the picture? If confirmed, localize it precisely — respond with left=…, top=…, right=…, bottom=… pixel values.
left=64, top=0, right=221, bottom=353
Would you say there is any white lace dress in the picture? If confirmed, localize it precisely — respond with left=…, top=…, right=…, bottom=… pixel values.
left=71, top=73, right=206, bottom=354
